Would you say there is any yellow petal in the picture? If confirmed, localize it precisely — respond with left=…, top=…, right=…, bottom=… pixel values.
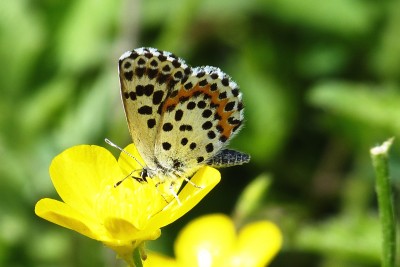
left=97, top=178, right=165, bottom=232
left=146, top=166, right=221, bottom=230
left=35, top=198, right=103, bottom=240
left=103, top=217, right=161, bottom=242
left=229, top=221, right=282, bottom=267
left=175, top=214, right=236, bottom=267
left=37, top=143, right=224, bottom=267
left=117, top=143, right=146, bottom=176
left=49, top=145, right=123, bottom=219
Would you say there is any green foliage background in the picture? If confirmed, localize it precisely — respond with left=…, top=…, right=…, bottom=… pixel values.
left=1, top=0, right=399, bottom=266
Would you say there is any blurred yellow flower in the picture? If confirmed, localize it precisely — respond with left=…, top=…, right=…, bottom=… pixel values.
left=35, top=144, right=220, bottom=266
left=144, top=214, right=282, bottom=267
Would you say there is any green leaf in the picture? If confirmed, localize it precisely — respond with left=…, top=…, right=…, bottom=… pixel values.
left=308, top=81, right=400, bottom=134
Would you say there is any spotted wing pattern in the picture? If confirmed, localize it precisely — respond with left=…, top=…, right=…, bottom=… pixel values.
left=119, top=47, right=248, bottom=182
left=154, top=66, right=245, bottom=179
left=119, top=48, right=189, bottom=170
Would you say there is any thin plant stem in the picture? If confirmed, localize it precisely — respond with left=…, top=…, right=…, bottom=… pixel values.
left=132, top=247, right=143, bottom=267
left=370, top=138, right=396, bottom=267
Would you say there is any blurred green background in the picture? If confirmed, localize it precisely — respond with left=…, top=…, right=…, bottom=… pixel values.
left=1, top=0, right=400, bottom=266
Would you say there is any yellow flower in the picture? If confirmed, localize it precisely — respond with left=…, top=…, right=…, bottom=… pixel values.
left=144, top=214, right=282, bottom=267
left=35, top=144, right=220, bottom=266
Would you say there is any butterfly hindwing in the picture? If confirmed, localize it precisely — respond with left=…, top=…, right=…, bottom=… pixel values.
left=154, top=66, right=245, bottom=178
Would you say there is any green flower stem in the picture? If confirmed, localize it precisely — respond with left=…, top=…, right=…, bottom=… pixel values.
left=132, top=247, right=143, bottom=267
left=370, top=138, right=396, bottom=267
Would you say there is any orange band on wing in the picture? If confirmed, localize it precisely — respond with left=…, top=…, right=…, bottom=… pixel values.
left=162, top=84, right=236, bottom=139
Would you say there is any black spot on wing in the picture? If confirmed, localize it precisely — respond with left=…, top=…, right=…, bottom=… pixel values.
left=187, top=102, right=196, bottom=110
left=152, top=90, right=164, bottom=105
left=224, top=101, right=236, bottom=112
left=181, top=138, right=188, bottom=145
left=163, top=122, right=173, bottom=132
left=221, top=77, right=229, bottom=86
left=147, top=119, right=156, bottom=128
left=175, top=109, right=183, bottom=121
left=162, top=142, right=171, bottom=150
left=205, top=143, right=214, bottom=153
left=202, top=109, right=212, bottom=118
left=179, top=125, right=193, bottom=131
left=144, top=84, right=154, bottom=96
left=124, top=71, right=133, bottom=81
left=189, top=142, right=197, bottom=150
left=202, top=121, right=212, bottom=130
left=138, top=106, right=152, bottom=115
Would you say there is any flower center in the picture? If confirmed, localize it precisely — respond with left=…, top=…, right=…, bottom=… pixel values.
left=94, top=179, right=166, bottom=236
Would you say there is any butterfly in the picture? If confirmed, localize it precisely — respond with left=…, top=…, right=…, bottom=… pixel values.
left=118, top=47, right=249, bottom=190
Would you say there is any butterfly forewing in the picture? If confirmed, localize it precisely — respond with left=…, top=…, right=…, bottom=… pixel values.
left=118, top=48, right=189, bottom=169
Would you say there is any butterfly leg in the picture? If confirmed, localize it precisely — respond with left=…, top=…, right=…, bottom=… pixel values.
left=169, top=181, right=182, bottom=206
left=182, top=176, right=204, bottom=189
left=153, top=180, right=182, bottom=205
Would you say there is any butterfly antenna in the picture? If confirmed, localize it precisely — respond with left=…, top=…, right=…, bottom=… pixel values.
left=104, top=138, right=144, bottom=169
